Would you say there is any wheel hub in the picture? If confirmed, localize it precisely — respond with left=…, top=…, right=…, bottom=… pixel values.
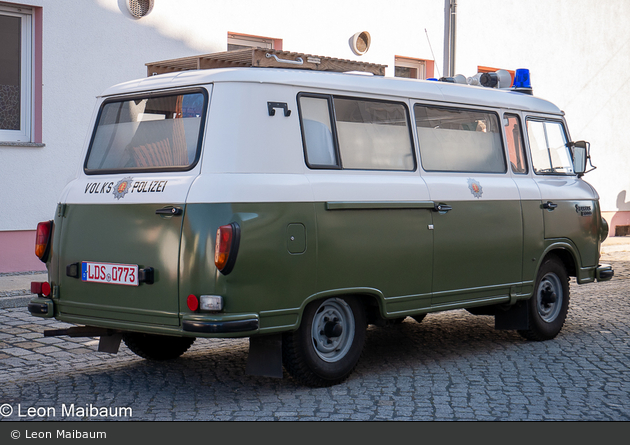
left=540, top=282, right=557, bottom=306
left=311, top=298, right=355, bottom=363
left=324, top=320, right=343, bottom=338
left=536, top=272, right=563, bottom=322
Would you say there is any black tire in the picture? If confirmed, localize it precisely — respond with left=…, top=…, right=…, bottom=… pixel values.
left=411, top=314, right=426, bottom=323
left=122, top=332, right=195, bottom=360
left=518, top=257, right=570, bottom=341
left=282, top=296, right=367, bottom=387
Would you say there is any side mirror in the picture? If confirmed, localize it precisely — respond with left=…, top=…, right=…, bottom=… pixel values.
left=571, top=140, right=595, bottom=177
left=572, top=141, right=588, bottom=175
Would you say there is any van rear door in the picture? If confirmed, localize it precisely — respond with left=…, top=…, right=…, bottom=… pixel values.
left=55, top=88, right=209, bottom=328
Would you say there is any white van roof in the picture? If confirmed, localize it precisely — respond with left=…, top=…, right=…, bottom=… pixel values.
left=100, top=67, right=564, bottom=116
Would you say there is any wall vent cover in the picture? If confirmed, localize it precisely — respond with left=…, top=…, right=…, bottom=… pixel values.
left=127, top=0, right=154, bottom=18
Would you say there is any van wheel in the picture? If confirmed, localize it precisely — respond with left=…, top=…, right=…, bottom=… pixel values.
left=123, top=333, right=195, bottom=360
left=518, top=258, right=570, bottom=341
left=282, top=296, right=366, bottom=387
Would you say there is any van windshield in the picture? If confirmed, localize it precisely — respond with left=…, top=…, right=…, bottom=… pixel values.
left=84, top=91, right=207, bottom=174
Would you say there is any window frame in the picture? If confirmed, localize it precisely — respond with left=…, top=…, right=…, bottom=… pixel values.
left=297, top=92, right=417, bottom=172
left=0, top=5, right=32, bottom=143
left=227, top=32, right=282, bottom=51
left=394, top=56, right=427, bottom=80
left=525, top=117, right=575, bottom=176
left=83, top=88, right=209, bottom=176
left=413, top=103, right=507, bottom=174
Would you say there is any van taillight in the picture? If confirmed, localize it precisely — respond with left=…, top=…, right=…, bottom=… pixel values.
left=35, top=220, right=53, bottom=262
left=214, top=223, right=240, bottom=275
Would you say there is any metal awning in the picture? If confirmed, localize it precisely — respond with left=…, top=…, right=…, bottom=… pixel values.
left=146, top=48, right=387, bottom=77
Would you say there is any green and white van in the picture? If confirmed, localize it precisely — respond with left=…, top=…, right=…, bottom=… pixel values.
left=29, top=65, right=613, bottom=387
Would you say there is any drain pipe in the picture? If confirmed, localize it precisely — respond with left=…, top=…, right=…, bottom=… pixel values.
left=443, top=0, right=457, bottom=77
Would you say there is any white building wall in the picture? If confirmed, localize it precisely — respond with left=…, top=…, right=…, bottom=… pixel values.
left=455, top=0, right=630, bottom=220
left=0, top=0, right=443, bottom=232
left=0, top=0, right=628, bottom=271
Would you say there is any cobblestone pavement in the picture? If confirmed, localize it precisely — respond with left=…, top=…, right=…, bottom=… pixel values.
left=0, top=263, right=629, bottom=421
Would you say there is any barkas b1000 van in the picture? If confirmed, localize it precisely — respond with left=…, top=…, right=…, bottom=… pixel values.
left=28, top=62, right=613, bottom=387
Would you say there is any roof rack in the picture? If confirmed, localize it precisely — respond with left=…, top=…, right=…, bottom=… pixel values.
left=145, top=48, right=387, bottom=77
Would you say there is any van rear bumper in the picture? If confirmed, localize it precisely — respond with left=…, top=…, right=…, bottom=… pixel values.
left=28, top=297, right=55, bottom=318
left=182, top=318, right=259, bottom=334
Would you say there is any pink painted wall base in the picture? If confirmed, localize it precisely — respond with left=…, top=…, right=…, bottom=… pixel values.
left=0, top=230, right=47, bottom=273
left=602, top=211, right=630, bottom=237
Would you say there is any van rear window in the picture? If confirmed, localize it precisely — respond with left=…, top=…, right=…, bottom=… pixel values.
left=84, top=90, right=207, bottom=174
left=415, top=105, right=505, bottom=173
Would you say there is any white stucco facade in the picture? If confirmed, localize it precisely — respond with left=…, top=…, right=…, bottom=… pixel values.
left=0, top=0, right=628, bottom=272
left=455, top=0, right=630, bottom=228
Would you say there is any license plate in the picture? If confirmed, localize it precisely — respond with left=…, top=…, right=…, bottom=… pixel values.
left=81, top=261, right=139, bottom=286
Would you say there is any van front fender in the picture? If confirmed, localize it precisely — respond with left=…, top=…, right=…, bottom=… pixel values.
left=540, top=239, right=596, bottom=284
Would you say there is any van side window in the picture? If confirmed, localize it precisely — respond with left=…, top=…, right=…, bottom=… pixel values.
left=504, top=114, right=527, bottom=174
left=298, top=94, right=415, bottom=171
left=298, top=95, right=339, bottom=168
left=333, top=98, right=415, bottom=171
left=526, top=119, right=574, bottom=175
left=414, top=105, right=505, bottom=173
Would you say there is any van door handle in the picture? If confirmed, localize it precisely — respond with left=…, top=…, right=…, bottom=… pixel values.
left=434, top=203, right=452, bottom=212
left=542, top=201, right=558, bottom=210
left=155, top=207, right=183, bottom=216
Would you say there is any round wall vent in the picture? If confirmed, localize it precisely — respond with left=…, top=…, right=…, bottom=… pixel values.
left=127, top=0, right=154, bottom=19
left=349, top=31, right=371, bottom=56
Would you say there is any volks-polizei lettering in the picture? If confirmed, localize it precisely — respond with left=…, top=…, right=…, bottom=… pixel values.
left=84, top=180, right=167, bottom=196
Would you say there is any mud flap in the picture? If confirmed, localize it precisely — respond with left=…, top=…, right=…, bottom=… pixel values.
left=98, top=333, right=123, bottom=353
left=245, top=334, right=283, bottom=378
left=495, top=300, right=529, bottom=330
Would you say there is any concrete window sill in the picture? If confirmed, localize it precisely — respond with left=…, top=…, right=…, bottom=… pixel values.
left=0, top=142, right=46, bottom=148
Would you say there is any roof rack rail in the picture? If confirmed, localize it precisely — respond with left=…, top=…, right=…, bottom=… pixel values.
left=146, top=48, right=387, bottom=77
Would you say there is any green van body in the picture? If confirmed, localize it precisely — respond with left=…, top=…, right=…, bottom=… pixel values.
left=29, top=67, right=612, bottom=386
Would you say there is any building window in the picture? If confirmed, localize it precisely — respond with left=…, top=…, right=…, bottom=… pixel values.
left=0, top=4, right=32, bottom=142
left=227, top=32, right=282, bottom=51
left=395, top=56, right=431, bottom=80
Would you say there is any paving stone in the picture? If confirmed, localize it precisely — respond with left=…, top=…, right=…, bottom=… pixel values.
left=1, top=275, right=630, bottom=421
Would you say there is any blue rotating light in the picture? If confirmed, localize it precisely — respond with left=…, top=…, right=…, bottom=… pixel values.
left=512, top=68, right=533, bottom=95
left=513, top=69, right=531, bottom=88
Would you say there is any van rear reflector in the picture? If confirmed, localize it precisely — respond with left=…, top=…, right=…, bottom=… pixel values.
left=187, top=294, right=199, bottom=312
left=31, top=281, right=51, bottom=297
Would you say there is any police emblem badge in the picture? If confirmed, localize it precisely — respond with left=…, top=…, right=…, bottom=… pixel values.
left=467, top=178, right=483, bottom=198
left=113, top=177, right=134, bottom=200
